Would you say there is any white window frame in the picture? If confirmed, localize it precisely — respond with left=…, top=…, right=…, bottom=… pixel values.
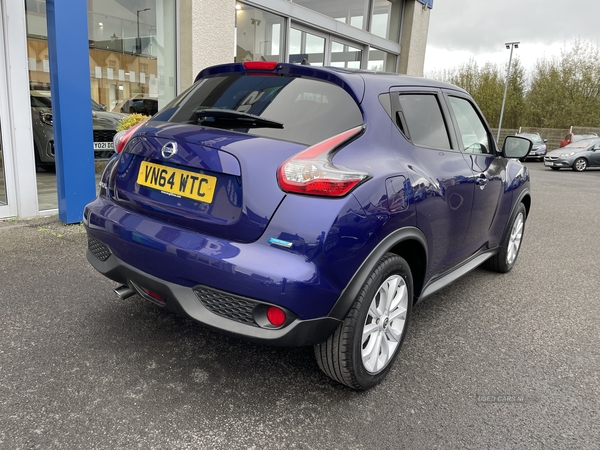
left=0, top=0, right=39, bottom=219
left=244, top=0, right=401, bottom=62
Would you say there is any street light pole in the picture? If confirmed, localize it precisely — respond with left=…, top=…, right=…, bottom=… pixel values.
left=497, top=41, right=519, bottom=143
left=136, top=8, right=150, bottom=54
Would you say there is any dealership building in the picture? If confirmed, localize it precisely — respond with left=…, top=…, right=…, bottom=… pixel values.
left=0, top=0, right=432, bottom=221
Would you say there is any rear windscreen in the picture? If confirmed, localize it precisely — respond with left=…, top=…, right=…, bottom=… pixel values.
left=154, top=74, right=363, bottom=146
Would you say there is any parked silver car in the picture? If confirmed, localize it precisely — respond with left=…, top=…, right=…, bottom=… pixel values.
left=517, top=132, right=547, bottom=161
left=544, top=138, right=600, bottom=171
left=30, top=90, right=127, bottom=170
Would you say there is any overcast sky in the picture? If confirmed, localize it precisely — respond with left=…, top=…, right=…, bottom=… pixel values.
left=424, top=0, right=600, bottom=75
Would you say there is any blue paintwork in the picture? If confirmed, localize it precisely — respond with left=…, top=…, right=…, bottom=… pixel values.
left=85, top=193, right=370, bottom=319
left=46, top=0, right=96, bottom=223
left=113, top=124, right=309, bottom=242
left=84, top=63, right=530, bottom=334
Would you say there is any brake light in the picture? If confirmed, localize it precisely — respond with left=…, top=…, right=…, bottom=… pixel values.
left=113, top=120, right=147, bottom=154
left=243, top=61, right=279, bottom=71
left=277, top=126, right=368, bottom=197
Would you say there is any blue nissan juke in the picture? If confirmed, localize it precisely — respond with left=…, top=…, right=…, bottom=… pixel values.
left=84, top=62, right=532, bottom=390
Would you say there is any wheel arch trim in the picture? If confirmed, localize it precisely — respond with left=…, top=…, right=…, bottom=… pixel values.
left=327, top=227, right=427, bottom=321
left=504, top=188, right=530, bottom=243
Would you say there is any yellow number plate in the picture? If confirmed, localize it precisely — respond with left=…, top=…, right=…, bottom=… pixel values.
left=137, top=161, right=217, bottom=204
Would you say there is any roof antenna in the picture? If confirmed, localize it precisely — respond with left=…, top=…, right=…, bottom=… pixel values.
left=301, top=58, right=310, bottom=66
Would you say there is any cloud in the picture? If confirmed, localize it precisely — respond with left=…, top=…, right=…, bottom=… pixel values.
left=427, top=0, right=600, bottom=54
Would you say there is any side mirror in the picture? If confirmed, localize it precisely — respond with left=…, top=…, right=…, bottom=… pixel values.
left=502, top=136, right=532, bottom=159
left=543, top=139, right=548, bottom=143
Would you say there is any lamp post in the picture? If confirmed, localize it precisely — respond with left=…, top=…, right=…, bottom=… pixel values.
left=136, top=7, right=150, bottom=54
left=497, top=41, right=519, bottom=143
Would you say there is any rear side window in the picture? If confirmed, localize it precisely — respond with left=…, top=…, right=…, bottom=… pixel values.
left=398, top=94, right=451, bottom=150
left=155, top=74, right=363, bottom=146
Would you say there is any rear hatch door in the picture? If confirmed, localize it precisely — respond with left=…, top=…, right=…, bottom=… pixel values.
left=112, top=68, right=364, bottom=243
left=114, top=124, right=306, bottom=243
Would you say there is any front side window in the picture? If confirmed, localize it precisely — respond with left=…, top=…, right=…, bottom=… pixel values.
left=159, top=74, right=363, bottom=146
left=447, top=96, right=491, bottom=154
left=398, top=94, right=451, bottom=150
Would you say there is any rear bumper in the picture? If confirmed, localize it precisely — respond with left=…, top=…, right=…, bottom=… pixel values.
left=83, top=171, right=379, bottom=318
left=86, top=245, right=341, bottom=347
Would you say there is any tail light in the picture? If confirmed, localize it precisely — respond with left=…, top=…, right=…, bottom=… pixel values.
left=113, top=120, right=147, bottom=154
left=277, top=125, right=369, bottom=197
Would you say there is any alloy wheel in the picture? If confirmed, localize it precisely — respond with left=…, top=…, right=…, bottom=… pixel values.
left=507, top=212, right=524, bottom=265
left=361, top=274, right=408, bottom=374
left=574, top=158, right=587, bottom=172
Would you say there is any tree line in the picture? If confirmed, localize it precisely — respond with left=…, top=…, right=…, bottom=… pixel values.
left=428, top=40, right=600, bottom=129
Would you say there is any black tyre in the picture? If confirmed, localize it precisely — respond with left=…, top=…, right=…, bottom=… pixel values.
left=314, top=253, right=413, bottom=390
left=573, top=157, right=587, bottom=172
left=484, top=203, right=526, bottom=273
left=550, top=167, right=560, bottom=171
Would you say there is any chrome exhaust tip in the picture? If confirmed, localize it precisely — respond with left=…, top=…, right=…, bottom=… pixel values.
left=114, top=285, right=135, bottom=300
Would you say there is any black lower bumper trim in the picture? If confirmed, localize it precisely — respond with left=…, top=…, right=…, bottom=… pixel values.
left=86, top=247, right=340, bottom=347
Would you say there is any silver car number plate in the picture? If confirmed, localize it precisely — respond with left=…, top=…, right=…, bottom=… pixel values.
left=544, top=162, right=553, bottom=166
left=94, top=142, right=114, bottom=150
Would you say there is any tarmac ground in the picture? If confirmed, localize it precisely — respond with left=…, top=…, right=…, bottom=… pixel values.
left=1, top=162, right=598, bottom=449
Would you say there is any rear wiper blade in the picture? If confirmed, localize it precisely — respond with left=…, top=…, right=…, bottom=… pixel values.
left=195, top=108, right=284, bottom=129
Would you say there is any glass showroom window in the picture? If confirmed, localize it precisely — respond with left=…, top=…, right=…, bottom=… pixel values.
left=235, top=4, right=285, bottom=62
left=292, top=0, right=401, bottom=42
left=331, top=41, right=362, bottom=69
left=289, top=27, right=325, bottom=66
left=293, top=0, right=369, bottom=31
left=87, top=0, right=176, bottom=115
left=25, top=0, right=176, bottom=211
left=368, top=48, right=397, bottom=72
left=371, top=0, right=401, bottom=41
left=26, top=0, right=176, bottom=114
